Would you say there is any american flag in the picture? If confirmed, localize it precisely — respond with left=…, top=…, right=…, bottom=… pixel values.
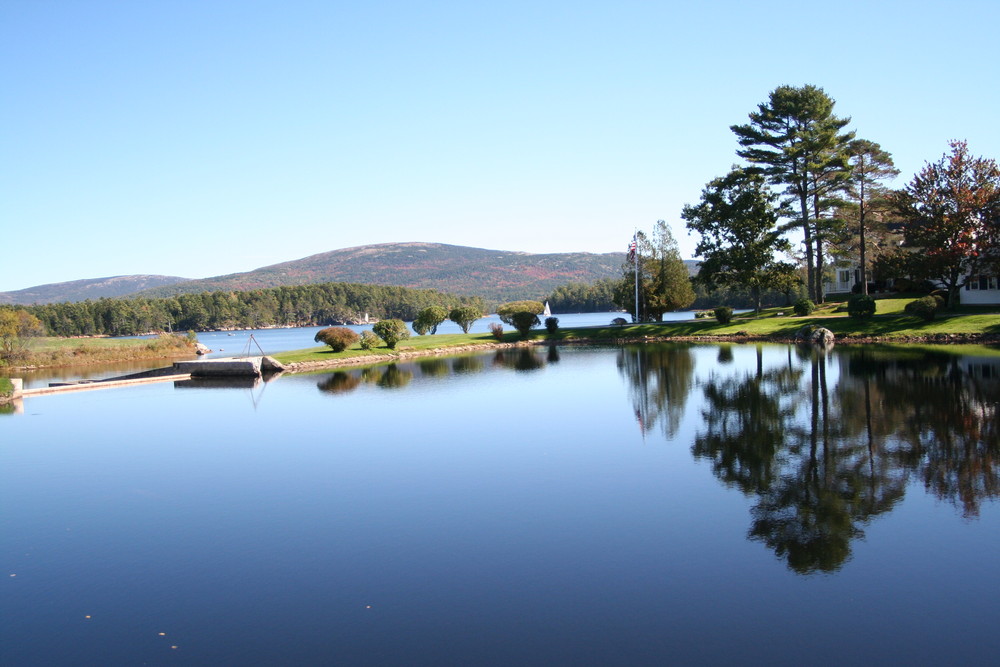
left=627, top=236, right=637, bottom=262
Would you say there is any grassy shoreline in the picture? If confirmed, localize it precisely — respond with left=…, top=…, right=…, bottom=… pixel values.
left=1, top=334, right=197, bottom=372
left=4, top=298, right=999, bottom=373
left=275, top=302, right=1000, bottom=371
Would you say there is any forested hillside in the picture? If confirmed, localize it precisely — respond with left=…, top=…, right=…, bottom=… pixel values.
left=137, top=242, right=626, bottom=302
left=23, top=283, right=485, bottom=337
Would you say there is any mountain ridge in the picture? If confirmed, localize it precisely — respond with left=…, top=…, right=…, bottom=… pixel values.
left=2, top=242, right=695, bottom=305
left=0, top=274, right=190, bottom=306
left=135, top=242, right=629, bottom=302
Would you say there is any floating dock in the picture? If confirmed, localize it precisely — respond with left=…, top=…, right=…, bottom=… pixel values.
left=11, top=356, right=286, bottom=399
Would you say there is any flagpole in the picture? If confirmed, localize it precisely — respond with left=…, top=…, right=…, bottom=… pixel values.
left=633, top=229, right=639, bottom=323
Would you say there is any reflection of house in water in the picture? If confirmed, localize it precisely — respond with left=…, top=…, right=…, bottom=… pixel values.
left=834, top=347, right=1000, bottom=519
left=961, top=356, right=1000, bottom=382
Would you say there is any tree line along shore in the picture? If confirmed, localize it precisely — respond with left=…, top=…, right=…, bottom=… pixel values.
left=2, top=296, right=999, bottom=384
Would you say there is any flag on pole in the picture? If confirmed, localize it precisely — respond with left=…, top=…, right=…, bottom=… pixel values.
left=627, top=235, right=637, bottom=262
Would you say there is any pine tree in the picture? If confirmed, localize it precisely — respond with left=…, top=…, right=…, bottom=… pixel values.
left=845, top=139, right=899, bottom=294
left=731, top=85, right=854, bottom=303
left=614, top=221, right=694, bottom=321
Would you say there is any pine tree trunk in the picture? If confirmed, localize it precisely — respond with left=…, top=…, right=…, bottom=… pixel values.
left=859, top=180, right=868, bottom=295
left=800, top=193, right=815, bottom=303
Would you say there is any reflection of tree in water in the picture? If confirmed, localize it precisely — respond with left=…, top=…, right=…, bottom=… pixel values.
left=417, top=358, right=450, bottom=378
left=546, top=345, right=560, bottom=364
left=493, top=348, right=544, bottom=372
left=617, top=343, right=694, bottom=438
left=451, top=355, right=484, bottom=374
left=696, top=345, right=907, bottom=574
left=317, top=371, right=362, bottom=394
left=693, top=345, right=799, bottom=495
left=318, top=365, right=414, bottom=393
left=374, top=364, right=413, bottom=389
left=845, top=348, right=1000, bottom=518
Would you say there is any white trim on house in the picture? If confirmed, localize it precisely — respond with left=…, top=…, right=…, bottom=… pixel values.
left=824, top=267, right=857, bottom=295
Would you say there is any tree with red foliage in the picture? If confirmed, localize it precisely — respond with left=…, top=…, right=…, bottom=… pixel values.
left=896, top=141, right=1000, bottom=308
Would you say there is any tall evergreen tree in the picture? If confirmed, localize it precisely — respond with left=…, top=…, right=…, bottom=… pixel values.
left=844, top=139, right=899, bottom=294
left=731, top=85, right=855, bottom=303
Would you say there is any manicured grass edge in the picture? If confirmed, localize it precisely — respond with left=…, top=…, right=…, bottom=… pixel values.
left=273, top=310, right=1000, bottom=372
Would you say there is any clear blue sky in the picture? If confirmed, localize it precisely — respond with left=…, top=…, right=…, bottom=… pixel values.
left=3, top=0, right=998, bottom=292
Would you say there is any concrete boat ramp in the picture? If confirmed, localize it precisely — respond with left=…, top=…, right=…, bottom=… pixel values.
left=16, top=356, right=286, bottom=398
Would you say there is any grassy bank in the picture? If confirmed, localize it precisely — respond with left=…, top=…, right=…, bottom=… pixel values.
left=273, top=298, right=1000, bottom=367
left=2, top=333, right=197, bottom=370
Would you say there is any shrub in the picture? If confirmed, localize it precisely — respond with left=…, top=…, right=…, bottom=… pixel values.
left=905, top=296, right=939, bottom=321
left=544, top=317, right=559, bottom=335
left=449, top=306, right=481, bottom=334
left=793, top=298, right=815, bottom=316
left=489, top=323, right=505, bottom=341
left=372, top=319, right=410, bottom=349
left=496, top=301, right=544, bottom=326
left=847, top=294, right=877, bottom=320
left=314, top=326, right=360, bottom=352
left=359, top=331, right=379, bottom=350
left=0, top=376, right=13, bottom=398
left=714, top=306, right=733, bottom=324
left=511, top=312, right=540, bottom=338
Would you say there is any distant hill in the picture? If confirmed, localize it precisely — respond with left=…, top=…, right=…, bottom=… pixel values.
left=0, top=275, right=190, bottom=306
left=4, top=243, right=699, bottom=306
left=137, top=242, right=631, bottom=302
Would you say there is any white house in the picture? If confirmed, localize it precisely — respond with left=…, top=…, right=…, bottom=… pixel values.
left=823, top=261, right=1000, bottom=305
left=962, top=273, right=1000, bottom=306
left=824, top=266, right=858, bottom=296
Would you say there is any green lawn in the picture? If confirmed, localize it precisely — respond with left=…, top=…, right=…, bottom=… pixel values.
left=272, top=297, right=1000, bottom=366
left=5, top=334, right=195, bottom=369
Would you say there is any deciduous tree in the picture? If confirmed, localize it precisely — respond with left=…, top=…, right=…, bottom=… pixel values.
left=412, top=306, right=449, bottom=335
left=682, top=168, right=798, bottom=313
left=496, top=301, right=544, bottom=326
left=448, top=306, right=481, bottom=334
left=0, top=308, right=44, bottom=362
left=896, top=140, right=1000, bottom=308
left=372, top=319, right=410, bottom=349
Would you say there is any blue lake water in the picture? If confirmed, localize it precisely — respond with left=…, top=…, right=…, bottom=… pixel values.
left=2, top=342, right=999, bottom=665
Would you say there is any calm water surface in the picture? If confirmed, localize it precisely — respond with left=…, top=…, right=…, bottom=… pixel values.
left=2, top=343, right=998, bottom=665
left=14, top=312, right=654, bottom=388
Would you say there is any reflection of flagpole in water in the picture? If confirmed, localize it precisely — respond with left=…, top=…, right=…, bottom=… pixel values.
left=635, top=347, right=648, bottom=441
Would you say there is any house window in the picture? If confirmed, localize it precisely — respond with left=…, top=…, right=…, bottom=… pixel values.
left=989, top=276, right=998, bottom=290
left=839, top=270, right=852, bottom=284
left=970, top=276, right=980, bottom=290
